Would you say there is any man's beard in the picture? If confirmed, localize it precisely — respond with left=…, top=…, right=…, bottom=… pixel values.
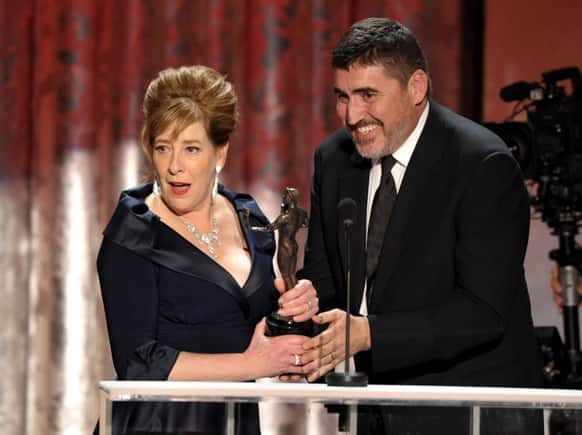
left=351, top=122, right=407, bottom=160
left=353, top=105, right=416, bottom=159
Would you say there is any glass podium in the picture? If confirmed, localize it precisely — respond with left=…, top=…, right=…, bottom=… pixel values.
left=99, top=380, right=582, bottom=434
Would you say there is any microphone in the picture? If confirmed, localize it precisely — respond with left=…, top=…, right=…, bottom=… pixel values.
left=338, top=197, right=357, bottom=228
left=326, top=198, right=368, bottom=387
left=500, top=81, right=542, bottom=102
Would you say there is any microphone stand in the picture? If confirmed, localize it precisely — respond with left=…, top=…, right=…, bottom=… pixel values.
left=326, top=215, right=368, bottom=387
left=323, top=199, right=368, bottom=433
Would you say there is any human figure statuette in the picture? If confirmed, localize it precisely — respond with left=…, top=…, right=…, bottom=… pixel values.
left=243, top=187, right=313, bottom=336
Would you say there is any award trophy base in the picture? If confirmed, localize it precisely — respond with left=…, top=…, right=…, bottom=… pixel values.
left=265, top=311, right=314, bottom=337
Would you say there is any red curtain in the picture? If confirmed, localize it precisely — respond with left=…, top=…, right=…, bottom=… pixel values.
left=1, top=0, right=464, bottom=208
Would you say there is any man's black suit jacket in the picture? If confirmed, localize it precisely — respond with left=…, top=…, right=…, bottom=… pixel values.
left=299, top=101, right=542, bottom=387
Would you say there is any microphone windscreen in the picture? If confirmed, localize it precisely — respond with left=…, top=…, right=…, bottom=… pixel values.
left=337, top=198, right=357, bottom=225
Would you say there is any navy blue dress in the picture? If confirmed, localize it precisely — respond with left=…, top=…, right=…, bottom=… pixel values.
left=97, top=183, right=278, bottom=435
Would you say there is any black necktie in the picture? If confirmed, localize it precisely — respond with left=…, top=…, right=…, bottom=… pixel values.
left=366, top=155, right=397, bottom=305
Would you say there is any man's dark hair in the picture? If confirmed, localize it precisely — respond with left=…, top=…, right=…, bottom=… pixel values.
left=332, top=17, right=429, bottom=86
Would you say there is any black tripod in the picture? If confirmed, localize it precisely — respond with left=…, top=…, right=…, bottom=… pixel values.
left=549, top=222, right=582, bottom=386
left=547, top=222, right=582, bottom=435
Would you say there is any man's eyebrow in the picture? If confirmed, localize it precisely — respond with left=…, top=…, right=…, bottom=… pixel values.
left=333, top=86, right=379, bottom=96
left=353, top=87, right=379, bottom=94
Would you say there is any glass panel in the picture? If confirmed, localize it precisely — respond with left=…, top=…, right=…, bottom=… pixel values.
left=98, top=381, right=582, bottom=435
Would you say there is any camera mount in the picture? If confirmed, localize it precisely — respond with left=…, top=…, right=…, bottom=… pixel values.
left=486, top=66, right=582, bottom=387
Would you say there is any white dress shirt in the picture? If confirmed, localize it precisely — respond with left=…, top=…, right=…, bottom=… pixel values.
left=359, top=102, right=430, bottom=315
left=335, top=103, right=430, bottom=374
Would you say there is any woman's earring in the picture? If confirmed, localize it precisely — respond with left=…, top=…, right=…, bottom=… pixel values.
left=153, top=179, right=160, bottom=195
left=212, top=166, right=222, bottom=200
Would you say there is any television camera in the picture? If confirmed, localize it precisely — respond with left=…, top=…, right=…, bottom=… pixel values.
left=485, top=66, right=582, bottom=388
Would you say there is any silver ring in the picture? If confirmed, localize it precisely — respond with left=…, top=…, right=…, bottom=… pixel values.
left=306, top=299, right=313, bottom=310
left=294, top=353, right=301, bottom=366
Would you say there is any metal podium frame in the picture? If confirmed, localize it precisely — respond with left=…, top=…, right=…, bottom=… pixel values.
left=99, top=381, right=582, bottom=435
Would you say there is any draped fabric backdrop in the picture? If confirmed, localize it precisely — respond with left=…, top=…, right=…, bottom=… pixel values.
left=0, top=1, right=468, bottom=434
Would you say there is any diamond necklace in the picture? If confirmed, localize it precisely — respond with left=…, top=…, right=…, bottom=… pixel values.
left=178, top=212, right=220, bottom=258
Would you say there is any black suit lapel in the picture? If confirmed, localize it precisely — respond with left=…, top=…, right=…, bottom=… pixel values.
left=368, top=103, right=449, bottom=310
left=338, top=156, right=370, bottom=313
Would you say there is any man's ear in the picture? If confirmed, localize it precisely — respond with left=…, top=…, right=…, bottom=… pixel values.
left=408, top=69, right=429, bottom=105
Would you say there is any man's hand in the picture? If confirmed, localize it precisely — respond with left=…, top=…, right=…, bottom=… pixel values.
left=298, top=309, right=371, bottom=382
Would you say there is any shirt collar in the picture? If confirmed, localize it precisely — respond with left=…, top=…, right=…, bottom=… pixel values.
left=390, top=101, right=430, bottom=168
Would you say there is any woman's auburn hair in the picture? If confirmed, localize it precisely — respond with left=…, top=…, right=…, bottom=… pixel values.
left=140, top=65, right=238, bottom=173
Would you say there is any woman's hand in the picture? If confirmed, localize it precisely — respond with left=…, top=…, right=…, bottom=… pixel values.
left=242, top=318, right=308, bottom=378
left=275, top=278, right=319, bottom=322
